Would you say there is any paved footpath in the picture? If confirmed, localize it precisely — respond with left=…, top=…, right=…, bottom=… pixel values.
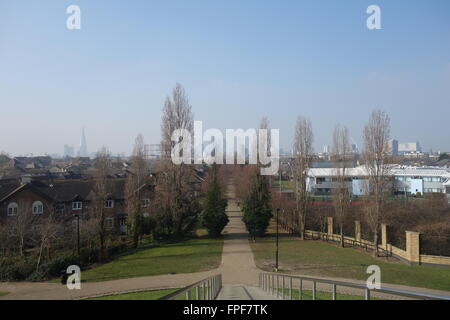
left=0, top=271, right=218, bottom=300
left=216, top=182, right=274, bottom=300
left=218, top=182, right=259, bottom=286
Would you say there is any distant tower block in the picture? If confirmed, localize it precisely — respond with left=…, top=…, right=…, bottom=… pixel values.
left=78, top=127, right=88, bottom=157
left=144, top=144, right=149, bottom=159
left=149, top=144, right=162, bottom=159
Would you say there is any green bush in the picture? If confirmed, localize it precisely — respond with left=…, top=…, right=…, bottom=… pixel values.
left=0, top=257, right=36, bottom=281
left=201, top=164, right=228, bottom=238
left=243, top=172, right=272, bottom=238
left=27, top=255, right=77, bottom=281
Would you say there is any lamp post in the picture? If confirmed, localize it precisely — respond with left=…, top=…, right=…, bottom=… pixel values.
left=275, top=208, right=280, bottom=272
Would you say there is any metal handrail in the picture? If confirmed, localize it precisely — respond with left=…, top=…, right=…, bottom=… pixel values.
left=259, top=272, right=450, bottom=300
left=158, top=274, right=222, bottom=300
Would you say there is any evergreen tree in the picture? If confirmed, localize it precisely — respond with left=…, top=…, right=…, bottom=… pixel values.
left=201, top=165, right=229, bottom=238
left=242, top=170, right=272, bottom=239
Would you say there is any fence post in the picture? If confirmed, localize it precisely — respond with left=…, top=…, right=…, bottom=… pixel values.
left=299, top=279, right=302, bottom=300
left=276, top=275, right=280, bottom=298
left=290, top=277, right=293, bottom=300
left=312, top=281, right=316, bottom=300
left=209, top=279, right=212, bottom=300
left=406, top=231, right=421, bottom=265
left=282, top=276, right=285, bottom=300
left=381, top=223, right=388, bottom=252
left=365, top=288, right=371, bottom=300
left=355, top=220, right=361, bottom=245
left=327, top=217, right=334, bottom=237
left=332, top=284, right=337, bottom=300
left=272, top=274, right=275, bottom=295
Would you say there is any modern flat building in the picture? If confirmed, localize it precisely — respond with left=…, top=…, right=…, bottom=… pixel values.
left=398, top=142, right=421, bottom=154
left=306, top=165, right=450, bottom=197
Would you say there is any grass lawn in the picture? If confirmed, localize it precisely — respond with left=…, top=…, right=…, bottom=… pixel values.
left=0, top=292, right=9, bottom=297
left=80, top=238, right=223, bottom=282
left=250, top=237, right=450, bottom=292
left=88, top=288, right=178, bottom=300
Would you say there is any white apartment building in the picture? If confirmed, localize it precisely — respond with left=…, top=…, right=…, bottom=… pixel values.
left=398, top=142, right=421, bottom=154
left=306, top=165, right=450, bottom=197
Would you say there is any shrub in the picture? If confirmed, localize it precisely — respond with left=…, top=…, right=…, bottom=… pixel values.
left=201, top=164, right=229, bottom=238
left=0, top=257, right=36, bottom=281
left=243, top=172, right=272, bottom=238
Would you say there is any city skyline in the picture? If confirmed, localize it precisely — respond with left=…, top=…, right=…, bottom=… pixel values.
left=1, top=0, right=450, bottom=156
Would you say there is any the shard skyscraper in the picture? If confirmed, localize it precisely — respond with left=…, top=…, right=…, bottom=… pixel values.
left=78, top=127, right=88, bottom=157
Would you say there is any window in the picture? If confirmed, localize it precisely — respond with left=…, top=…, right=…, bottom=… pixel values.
left=55, top=203, right=65, bottom=214
left=141, top=199, right=150, bottom=208
left=105, top=200, right=114, bottom=208
left=32, top=201, right=43, bottom=214
left=7, top=202, right=18, bottom=216
left=105, top=218, right=114, bottom=229
left=432, top=177, right=441, bottom=182
left=72, top=201, right=83, bottom=210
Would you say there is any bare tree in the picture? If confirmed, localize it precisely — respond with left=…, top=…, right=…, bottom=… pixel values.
left=125, top=134, right=147, bottom=248
left=161, top=83, right=194, bottom=158
left=157, top=83, right=197, bottom=238
left=363, top=110, right=392, bottom=255
left=292, top=116, right=314, bottom=239
left=331, top=124, right=351, bottom=247
left=8, top=201, right=35, bottom=256
left=32, top=205, right=60, bottom=272
left=91, top=147, right=112, bottom=261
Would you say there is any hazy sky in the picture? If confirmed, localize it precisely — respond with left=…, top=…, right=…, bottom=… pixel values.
left=1, top=0, right=449, bottom=156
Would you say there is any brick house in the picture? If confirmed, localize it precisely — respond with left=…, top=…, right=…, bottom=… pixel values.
left=0, top=176, right=155, bottom=234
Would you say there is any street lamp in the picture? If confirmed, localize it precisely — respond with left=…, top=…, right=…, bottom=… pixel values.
left=275, top=208, right=280, bottom=272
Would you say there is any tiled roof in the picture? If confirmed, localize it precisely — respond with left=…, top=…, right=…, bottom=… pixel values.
left=0, top=180, right=22, bottom=201
left=0, top=178, right=154, bottom=203
left=31, top=179, right=127, bottom=202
